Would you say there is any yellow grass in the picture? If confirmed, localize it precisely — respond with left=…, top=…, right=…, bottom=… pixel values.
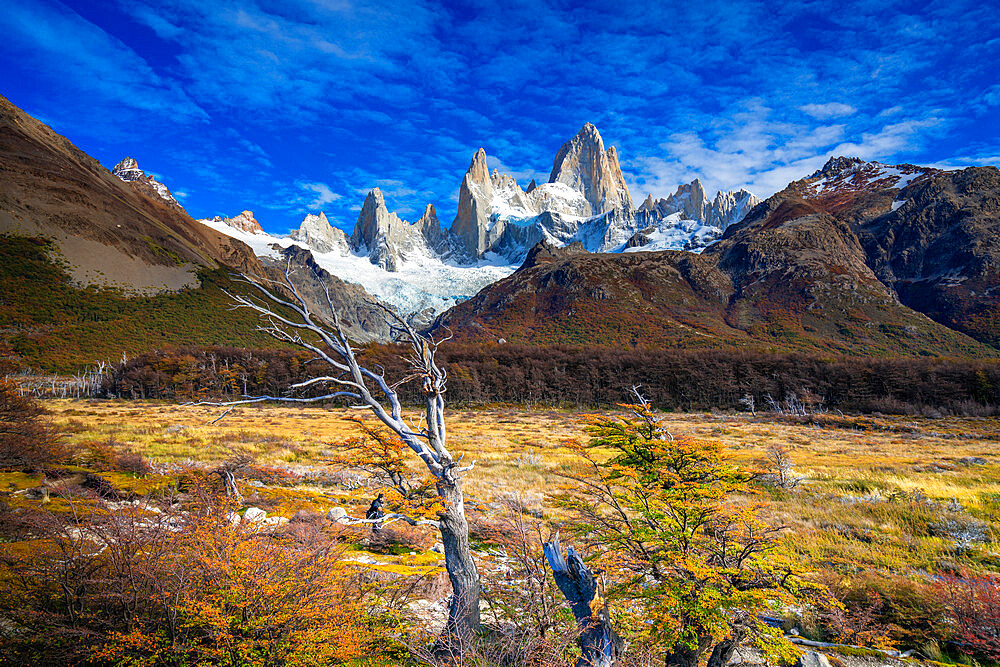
left=34, top=399, right=1000, bottom=574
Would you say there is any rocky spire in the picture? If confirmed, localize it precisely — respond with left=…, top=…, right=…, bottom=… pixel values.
left=451, top=148, right=498, bottom=257
left=547, top=123, right=634, bottom=216
left=705, top=189, right=762, bottom=230
left=112, top=156, right=179, bottom=205
left=290, top=211, right=349, bottom=254
left=417, top=203, right=449, bottom=251
left=112, top=157, right=143, bottom=181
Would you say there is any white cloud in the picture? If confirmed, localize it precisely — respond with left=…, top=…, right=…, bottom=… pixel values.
left=627, top=102, right=944, bottom=200
left=298, top=181, right=341, bottom=208
left=799, top=103, right=856, bottom=120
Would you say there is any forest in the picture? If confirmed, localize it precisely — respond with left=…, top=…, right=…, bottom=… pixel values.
left=102, top=343, right=1000, bottom=416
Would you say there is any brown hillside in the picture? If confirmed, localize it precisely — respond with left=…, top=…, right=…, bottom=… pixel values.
left=0, top=94, right=264, bottom=293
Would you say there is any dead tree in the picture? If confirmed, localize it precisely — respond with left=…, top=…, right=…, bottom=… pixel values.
left=207, top=267, right=481, bottom=641
left=543, top=533, right=623, bottom=667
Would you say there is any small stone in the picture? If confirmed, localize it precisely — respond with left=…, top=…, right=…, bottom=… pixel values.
left=226, top=512, right=241, bottom=526
left=432, top=542, right=444, bottom=553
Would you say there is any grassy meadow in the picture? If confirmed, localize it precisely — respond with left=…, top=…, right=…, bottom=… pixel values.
left=4, top=398, right=1000, bottom=662
left=31, top=400, right=1000, bottom=572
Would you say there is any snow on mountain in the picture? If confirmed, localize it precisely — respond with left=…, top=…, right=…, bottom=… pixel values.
left=804, top=157, right=937, bottom=197
left=197, top=123, right=763, bottom=320
left=112, top=157, right=180, bottom=205
left=198, top=212, right=516, bottom=319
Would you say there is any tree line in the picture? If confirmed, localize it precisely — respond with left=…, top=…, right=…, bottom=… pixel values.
left=101, top=344, right=1000, bottom=415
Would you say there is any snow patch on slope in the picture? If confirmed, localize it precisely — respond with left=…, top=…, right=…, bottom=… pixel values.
left=198, top=217, right=517, bottom=317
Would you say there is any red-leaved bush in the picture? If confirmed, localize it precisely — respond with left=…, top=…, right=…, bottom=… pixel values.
left=937, top=570, right=1000, bottom=661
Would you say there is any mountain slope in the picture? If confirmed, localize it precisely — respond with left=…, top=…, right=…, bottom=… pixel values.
left=0, top=96, right=393, bottom=366
left=432, top=158, right=1000, bottom=358
left=0, top=95, right=262, bottom=293
left=795, top=161, right=1000, bottom=346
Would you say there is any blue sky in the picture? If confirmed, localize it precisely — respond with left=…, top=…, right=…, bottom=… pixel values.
left=2, top=0, right=998, bottom=235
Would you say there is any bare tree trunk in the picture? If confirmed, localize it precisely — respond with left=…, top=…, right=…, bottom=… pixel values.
left=207, top=267, right=483, bottom=644
left=543, top=534, right=623, bottom=667
left=665, top=644, right=701, bottom=667
left=706, top=632, right=743, bottom=667
left=438, top=478, right=481, bottom=640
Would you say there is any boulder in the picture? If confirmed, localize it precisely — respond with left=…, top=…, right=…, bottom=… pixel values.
left=798, top=651, right=832, bottom=667
left=327, top=506, right=349, bottom=523
left=242, top=507, right=267, bottom=524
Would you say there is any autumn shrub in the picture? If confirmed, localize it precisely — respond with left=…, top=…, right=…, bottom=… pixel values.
left=0, top=379, right=66, bottom=469
left=0, top=493, right=395, bottom=666
left=936, top=570, right=1000, bottom=663
left=113, top=448, right=152, bottom=475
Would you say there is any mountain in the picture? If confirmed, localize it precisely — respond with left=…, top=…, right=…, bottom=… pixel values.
left=789, top=157, right=1000, bottom=346
left=446, top=124, right=747, bottom=261
left=112, top=157, right=180, bottom=207
left=200, top=123, right=761, bottom=325
left=3, top=88, right=999, bottom=367
left=0, top=95, right=274, bottom=295
left=430, top=157, right=1000, bottom=358
left=0, top=95, right=391, bottom=368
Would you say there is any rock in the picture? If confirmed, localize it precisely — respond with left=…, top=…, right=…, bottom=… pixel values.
left=958, top=456, right=987, bottom=466
left=798, top=651, right=831, bottom=667
left=242, top=507, right=267, bottom=523
left=227, top=512, right=242, bottom=526
left=112, top=156, right=179, bottom=206
left=451, top=148, right=502, bottom=257
left=350, top=188, right=443, bottom=271
left=327, top=506, right=349, bottom=523
left=262, top=516, right=289, bottom=527
left=547, top=122, right=633, bottom=216
left=210, top=210, right=264, bottom=235
left=290, top=211, right=350, bottom=254
left=432, top=542, right=444, bottom=554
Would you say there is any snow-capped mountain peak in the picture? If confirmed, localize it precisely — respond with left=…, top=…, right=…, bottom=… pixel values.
left=207, top=210, right=265, bottom=235
left=112, top=156, right=179, bottom=205
left=197, top=123, right=763, bottom=322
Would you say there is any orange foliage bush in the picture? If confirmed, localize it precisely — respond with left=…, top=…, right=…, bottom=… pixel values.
left=0, top=379, right=65, bottom=469
left=0, top=494, right=390, bottom=666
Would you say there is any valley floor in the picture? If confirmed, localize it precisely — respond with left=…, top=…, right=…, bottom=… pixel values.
left=5, top=399, right=1000, bottom=663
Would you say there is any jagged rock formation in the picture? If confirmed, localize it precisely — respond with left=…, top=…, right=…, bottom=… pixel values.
left=289, top=211, right=349, bottom=254
left=451, top=149, right=506, bottom=256
left=349, top=188, right=445, bottom=271
left=448, top=125, right=760, bottom=261
left=112, top=157, right=180, bottom=207
left=207, top=210, right=264, bottom=235
left=548, top=122, right=634, bottom=215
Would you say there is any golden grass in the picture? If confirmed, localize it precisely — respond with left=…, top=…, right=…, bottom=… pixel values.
left=35, top=400, right=1000, bottom=574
